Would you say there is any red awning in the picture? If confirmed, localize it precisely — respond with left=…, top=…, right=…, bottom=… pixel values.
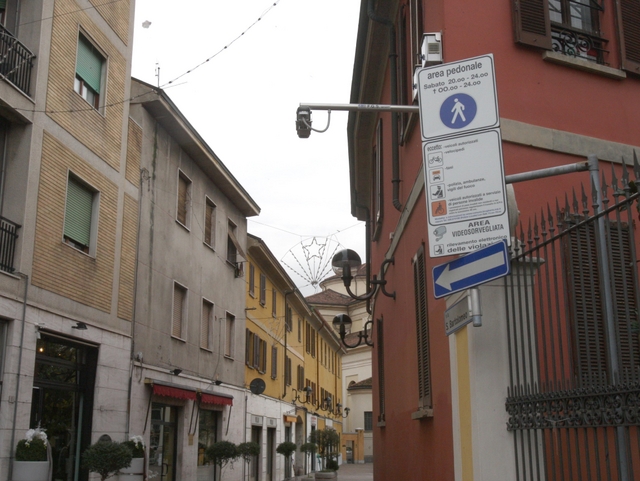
left=200, top=392, right=233, bottom=406
left=152, top=383, right=197, bottom=400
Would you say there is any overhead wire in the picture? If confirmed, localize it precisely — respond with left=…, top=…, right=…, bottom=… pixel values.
left=15, top=0, right=283, bottom=115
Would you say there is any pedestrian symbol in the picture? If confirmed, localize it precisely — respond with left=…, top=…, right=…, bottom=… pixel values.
left=440, top=93, right=477, bottom=129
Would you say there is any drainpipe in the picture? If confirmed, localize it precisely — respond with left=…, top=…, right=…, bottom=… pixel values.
left=368, top=0, right=402, bottom=212
left=125, top=166, right=147, bottom=441
left=8, top=274, right=29, bottom=481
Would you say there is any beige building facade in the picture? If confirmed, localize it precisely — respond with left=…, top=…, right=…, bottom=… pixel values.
left=0, top=1, right=137, bottom=480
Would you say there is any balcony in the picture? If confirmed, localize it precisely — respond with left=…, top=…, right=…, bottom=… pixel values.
left=0, top=216, right=20, bottom=274
left=0, top=23, right=34, bottom=97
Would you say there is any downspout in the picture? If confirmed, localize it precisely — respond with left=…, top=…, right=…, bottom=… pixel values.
left=8, top=274, right=29, bottom=481
left=368, top=0, right=402, bottom=212
left=125, top=165, right=147, bottom=440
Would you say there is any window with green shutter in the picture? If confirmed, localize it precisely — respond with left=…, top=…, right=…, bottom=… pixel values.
left=75, top=34, right=104, bottom=109
left=64, top=176, right=95, bottom=253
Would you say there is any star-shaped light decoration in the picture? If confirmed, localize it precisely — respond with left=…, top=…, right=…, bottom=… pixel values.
left=301, top=237, right=325, bottom=262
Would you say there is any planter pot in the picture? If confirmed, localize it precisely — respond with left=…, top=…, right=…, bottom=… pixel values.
left=119, top=457, right=144, bottom=474
left=12, top=460, right=49, bottom=481
left=315, top=472, right=337, bottom=480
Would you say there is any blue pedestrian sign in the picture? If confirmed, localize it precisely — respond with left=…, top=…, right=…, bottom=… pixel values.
left=440, top=93, right=477, bottom=129
left=433, top=240, right=510, bottom=299
left=417, top=54, right=499, bottom=142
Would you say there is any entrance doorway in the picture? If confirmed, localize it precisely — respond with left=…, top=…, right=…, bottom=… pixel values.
left=250, top=426, right=262, bottom=481
left=30, top=334, right=98, bottom=481
left=149, top=404, right=178, bottom=481
left=266, top=427, right=275, bottom=481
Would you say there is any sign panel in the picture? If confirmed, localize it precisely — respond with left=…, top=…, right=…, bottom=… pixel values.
left=424, top=129, right=510, bottom=257
left=444, top=293, right=474, bottom=336
left=433, top=240, right=510, bottom=299
left=418, top=54, right=499, bottom=141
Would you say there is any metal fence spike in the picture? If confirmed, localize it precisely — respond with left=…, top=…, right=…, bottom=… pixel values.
left=634, top=151, right=640, bottom=181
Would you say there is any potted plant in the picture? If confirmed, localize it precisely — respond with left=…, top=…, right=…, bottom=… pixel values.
left=13, top=427, right=49, bottom=481
left=308, top=427, right=340, bottom=479
left=119, top=435, right=145, bottom=479
left=205, top=441, right=239, bottom=480
left=276, top=441, right=297, bottom=479
left=237, top=441, right=260, bottom=478
left=82, top=439, right=133, bottom=481
left=299, top=442, right=317, bottom=478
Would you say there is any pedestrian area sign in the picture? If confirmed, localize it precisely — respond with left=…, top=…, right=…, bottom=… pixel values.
left=418, top=54, right=499, bottom=142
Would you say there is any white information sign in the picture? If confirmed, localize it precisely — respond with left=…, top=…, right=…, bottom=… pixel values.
left=424, top=129, right=510, bottom=258
left=418, top=54, right=499, bottom=142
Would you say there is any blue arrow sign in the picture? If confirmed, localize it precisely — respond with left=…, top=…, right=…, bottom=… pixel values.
left=433, top=240, right=510, bottom=298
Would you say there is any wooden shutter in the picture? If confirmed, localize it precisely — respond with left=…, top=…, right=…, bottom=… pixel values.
left=253, top=334, right=260, bottom=369
left=172, top=284, right=185, bottom=338
left=177, top=174, right=188, bottom=225
left=225, top=315, right=234, bottom=357
left=204, top=200, right=215, bottom=246
left=201, top=301, right=212, bottom=349
left=566, top=219, right=640, bottom=384
left=245, top=329, right=252, bottom=365
left=64, top=177, right=93, bottom=247
left=249, top=264, right=255, bottom=296
left=76, top=35, right=102, bottom=93
left=617, top=0, right=640, bottom=74
left=413, top=245, right=432, bottom=409
left=271, top=346, right=278, bottom=379
left=512, top=0, right=552, bottom=49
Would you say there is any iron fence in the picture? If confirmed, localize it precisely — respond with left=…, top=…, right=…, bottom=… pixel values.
left=505, top=158, right=640, bottom=481
left=0, top=216, right=19, bottom=273
left=0, top=23, right=34, bottom=96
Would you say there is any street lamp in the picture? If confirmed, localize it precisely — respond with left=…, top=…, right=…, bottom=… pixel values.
left=292, top=386, right=313, bottom=405
left=333, top=314, right=373, bottom=348
left=331, top=249, right=395, bottom=301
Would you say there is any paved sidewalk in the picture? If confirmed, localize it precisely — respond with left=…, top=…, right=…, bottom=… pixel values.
left=335, top=463, right=373, bottom=480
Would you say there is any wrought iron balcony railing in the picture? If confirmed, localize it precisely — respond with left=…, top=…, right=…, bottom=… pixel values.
left=551, top=24, right=608, bottom=65
left=0, top=24, right=35, bottom=96
left=0, top=216, right=20, bottom=273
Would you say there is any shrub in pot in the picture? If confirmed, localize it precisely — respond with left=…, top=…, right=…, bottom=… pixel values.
left=205, top=441, right=239, bottom=480
left=276, top=441, right=297, bottom=478
left=13, top=427, right=49, bottom=481
left=82, top=440, right=132, bottom=481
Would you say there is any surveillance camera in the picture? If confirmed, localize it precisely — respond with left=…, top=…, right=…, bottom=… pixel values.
left=296, top=106, right=312, bottom=139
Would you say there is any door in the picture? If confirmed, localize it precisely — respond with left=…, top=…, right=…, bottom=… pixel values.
left=30, top=335, right=98, bottom=481
left=250, top=426, right=261, bottom=481
left=149, top=404, right=178, bottom=481
left=266, top=427, right=275, bottom=481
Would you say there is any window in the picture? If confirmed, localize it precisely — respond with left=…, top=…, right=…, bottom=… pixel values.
left=75, top=34, right=104, bottom=110
left=285, top=356, right=292, bottom=386
left=413, top=245, right=432, bottom=411
left=311, top=329, right=316, bottom=358
left=225, top=312, right=235, bottom=358
left=364, top=412, right=373, bottom=431
left=172, top=282, right=187, bottom=339
left=204, top=197, right=216, bottom=248
left=176, top=170, right=191, bottom=228
left=285, top=305, right=292, bottom=332
left=201, top=299, right=213, bottom=350
left=297, top=365, right=305, bottom=390
left=0, top=319, right=7, bottom=385
left=249, top=264, right=255, bottom=297
left=259, top=274, right=267, bottom=306
left=298, top=318, right=302, bottom=343
left=272, top=289, right=277, bottom=318
left=271, top=346, right=278, bottom=379
left=64, top=174, right=98, bottom=255
left=198, top=410, right=219, bottom=468
left=246, top=329, right=253, bottom=366
left=512, top=0, right=640, bottom=70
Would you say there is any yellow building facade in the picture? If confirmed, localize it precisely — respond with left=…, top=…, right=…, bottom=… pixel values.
left=245, top=234, right=345, bottom=476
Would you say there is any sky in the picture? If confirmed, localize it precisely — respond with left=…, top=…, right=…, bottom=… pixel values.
left=131, top=0, right=364, bottom=295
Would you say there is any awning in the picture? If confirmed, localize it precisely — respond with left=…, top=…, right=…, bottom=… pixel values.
left=284, top=415, right=298, bottom=423
left=200, top=392, right=233, bottom=406
left=146, top=379, right=197, bottom=401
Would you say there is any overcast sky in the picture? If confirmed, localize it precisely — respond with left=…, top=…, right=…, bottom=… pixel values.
left=131, top=0, right=364, bottom=294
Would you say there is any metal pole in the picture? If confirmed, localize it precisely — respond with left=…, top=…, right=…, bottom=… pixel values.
left=299, top=103, right=419, bottom=113
left=505, top=161, right=589, bottom=184
left=588, top=154, right=629, bottom=481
